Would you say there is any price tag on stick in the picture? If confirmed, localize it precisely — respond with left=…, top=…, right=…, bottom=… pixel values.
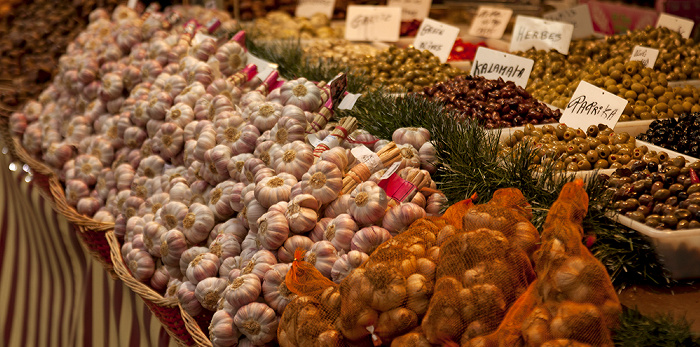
left=656, top=13, right=695, bottom=39
left=629, top=46, right=659, bottom=69
left=468, top=6, right=512, bottom=39
left=295, top=0, right=336, bottom=19
left=345, top=6, right=402, bottom=42
left=329, top=73, right=348, bottom=106
left=387, top=0, right=432, bottom=21
left=559, top=81, right=628, bottom=130
left=510, top=15, right=574, bottom=55
left=470, top=47, right=534, bottom=88
left=413, top=18, right=460, bottom=63
left=543, top=4, right=595, bottom=40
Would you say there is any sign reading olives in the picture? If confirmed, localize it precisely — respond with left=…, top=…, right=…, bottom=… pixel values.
left=510, top=16, right=574, bottom=55
left=295, top=0, right=336, bottom=19
left=656, top=13, right=695, bottom=39
left=560, top=81, right=628, bottom=130
left=387, top=0, right=432, bottom=21
left=543, top=4, right=595, bottom=40
left=413, top=18, right=460, bottom=63
left=345, top=6, right=402, bottom=42
left=629, top=46, right=659, bottom=69
left=470, top=47, right=534, bottom=88
left=468, top=6, right=513, bottom=39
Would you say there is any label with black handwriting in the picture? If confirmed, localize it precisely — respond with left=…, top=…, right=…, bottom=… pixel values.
left=295, top=0, right=336, bottom=19
left=543, top=4, right=594, bottom=40
left=470, top=47, right=533, bottom=88
left=510, top=15, right=574, bottom=55
left=559, top=81, right=628, bottom=130
left=413, top=18, right=460, bottom=63
left=629, top=46, right=659, bottom=69
left=345, top=6, right=402, bottom=42
left=656, top=13, right=695, bottom=39
left=468, top=6, right=512, bottom=39
left=387, top=0, right=432, bottom=21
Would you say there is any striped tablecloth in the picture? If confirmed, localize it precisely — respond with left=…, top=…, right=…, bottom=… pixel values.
left=0, top=152, right=178, bottom=347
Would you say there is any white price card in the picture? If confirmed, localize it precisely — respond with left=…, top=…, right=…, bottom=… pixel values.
left=510, top=15, right=574, bottom=55
left=413, top=18, right=460, bottom=63
left=295, top=0, right=336, bottom=19
left=338, top=93, right=362, bottom=110
left=345, top=6, right=402, bottom=42
left=387, top=0, right=432, bottom=21
left=656, top=13, right=695, bottom=39
left=127, top=0, right=138, bottom=9
left=559, top=81, right=628, bottom=131
left=543, top=4, right=595, bottom=40
left=470, top=47, right=534, bottom=88
left=629, top=46, right=659, bottom=69
left=246, top=53, right=277, bottom=80
left=351, top=145, right=382, bottom=172
left=468, top=6, right=513, bottom=39
left=380, top=162, right=401, bottom=180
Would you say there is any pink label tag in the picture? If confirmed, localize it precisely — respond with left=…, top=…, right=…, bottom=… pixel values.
left=379, top=173, right=416, bottom=202
left=232, top=31, right=247, bottom=49
left=206, top=18, right=221, bottom=33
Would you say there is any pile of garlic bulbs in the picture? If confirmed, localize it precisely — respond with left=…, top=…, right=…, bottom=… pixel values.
left=9, top=5, right=445, bottom=346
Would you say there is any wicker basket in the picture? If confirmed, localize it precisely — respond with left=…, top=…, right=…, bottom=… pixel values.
left=107, top=230, right=196, bottom=346
left=180, top=303, right=214, bottom=347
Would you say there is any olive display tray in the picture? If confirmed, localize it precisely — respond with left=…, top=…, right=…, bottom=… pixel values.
left=492, top=119, right=657, bottom=144
left=611, top=213, right=700, bottom=279
left=635, top=139, right=700, bottom=163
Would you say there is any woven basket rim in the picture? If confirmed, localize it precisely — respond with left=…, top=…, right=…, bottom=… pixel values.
left=179, top=303, right=213, bottom=347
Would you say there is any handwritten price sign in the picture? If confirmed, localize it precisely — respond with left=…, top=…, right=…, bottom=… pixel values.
left=543, top=4, right=595, bottom=40
left=468, top=6, right=512, bottom=39
left=559, top=81, right=628, bottom=130
left=629, top=46, right=659, bottom=69
left=387, top=0, right=431, bottom=21
left=296, top=0, right=336, bottom=19
left=345, top=5, right=402, bottom=42
left=656, top=13, right=694, bottom=39
left=470, top=47, right=534, bottom=88
left=413, top=18, right=460, bottom=63
left=510, top=15, right=574, bottom=55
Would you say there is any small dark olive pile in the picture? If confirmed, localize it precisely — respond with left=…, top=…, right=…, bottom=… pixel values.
left=637, top=112, right=700, bottom=159
left=605, top=158, right=700, bottom=230
left=421, top=75, right=561, bottom=128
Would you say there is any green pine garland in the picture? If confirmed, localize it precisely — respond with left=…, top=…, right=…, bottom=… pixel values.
left=614, top=308, right=699, bottom=346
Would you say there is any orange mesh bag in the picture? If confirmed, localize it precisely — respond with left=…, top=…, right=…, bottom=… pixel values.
left=468, top=179, right=622, bottom=347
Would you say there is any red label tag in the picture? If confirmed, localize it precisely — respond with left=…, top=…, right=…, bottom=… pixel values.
left=378, top=173, right=416, bottom=202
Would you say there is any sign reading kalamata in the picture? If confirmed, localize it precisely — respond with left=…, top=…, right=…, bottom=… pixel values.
left=470, top=47, right=534, bottom=88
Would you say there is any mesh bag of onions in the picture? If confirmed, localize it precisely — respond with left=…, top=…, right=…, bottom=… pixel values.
left=280, top=180, right=621, bottom=346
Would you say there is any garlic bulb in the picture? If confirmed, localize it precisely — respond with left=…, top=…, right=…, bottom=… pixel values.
left=215, top=115, right=260, bottom=155
left=396, top=144, right=421, bottom=170
left=74, top=154, right=103, bottom=186
left=178, top=281, right=203, bottom=317
left=279, top=78, right=323, bottom=111
left=300, top=161, right=343, bottom=205
left=161, top=229, right=189, bottom=268
left=280, top=104, right=308, bottom=127
left=152, top=122, right=184, bottom=161
left=419, top=142, right=437, bottom=174
left=324, top=194, right=353, bottom=218
left=254, top=173, right=297, bottom=208
left=224, top=273, right=261, bottom=309
left=323, top=214, right=359, bottom=252
left=286, top=194, right=320, bottom=234
left=382, top=203, right=427, bottom=235
left=202, top=145, right=232, bottom=185
left=228, top=154, right=254, bottom=181
left=240, top=249, right=277, bottom=280
left=331, top=250, right=369, bottom=283
left=126, top=248, right=155, bottom=282
left=137, top=155, right=165, bottom=179
left=305, top=241, right=339, bottom=279
left=234, top=302, right=278, bottom=345
left=349, top=181, right=388, bottom=226
left=241, top=157, right=267, bottom=185
left=195, top=277, right=228, bottom=311
left=277, top=235, right=314, bottom=263
left=256, top=211, right=290, bottom=251
left=209, top=309, right=240, bottom=347
left=208, top=181, right=236, bottom=221
left=215, top=41, right=247, bottom=76
left=426, top=193, right=448, bottom=216
left=150, top=265, right=171, bottom=292
left=194, top=128, right=217, bottom=162
left=253, top=140, right=281, bottom=167
left=270, top=116, right=306, bottom=145
left=182, top=203, right=216, bottom=244
left=262, top=263, right=296, bottom=314
left=392, top=127, right=430, bottom=150
left=244, top=191, right=267, bottom=232
left=156, top=200, right=188, bottom=230
left=351, top=226, right=392, bottom=255
left=209, top=233, right=242, bottom=260
left=309, top=217, right=333, bottom=242
left=174, top=82, right=207, bottom=108
left=165, top=102, right=195, bottom=128
left=319, top=147, right=349, bottom=173
left=65, top=179, right=90, bottom=206
left=249, top=102, right=283, bottom=132
left=186, top=252, right=220, bottom=284
left=143, top=221, right=167, bottom=257
left=270, top=141, right=314, bottom=180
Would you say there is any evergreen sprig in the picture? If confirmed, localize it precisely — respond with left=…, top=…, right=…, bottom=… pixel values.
left=614, top=308, right=698, bottom=346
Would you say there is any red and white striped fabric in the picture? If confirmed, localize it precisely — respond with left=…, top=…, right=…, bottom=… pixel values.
left=0, top=153, right=177, bottom=347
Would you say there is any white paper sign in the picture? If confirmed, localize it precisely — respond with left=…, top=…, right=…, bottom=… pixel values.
left=468, top=6, right=513, bottom=39
left=246, top=53, right=277, bottom=80
left=510, top=15, right=574, bottom=55
left=351, top=145, right=382, bottom=172
left=543, top=4, right=595, bottom=40
left=127, top=0, right=138, bottom=9
left=559, top=81, right=628, bottom=130
left=470, top=47, right=534, bottom=88
left=387, top=0, right=432, bottom=21
left=630, top=46, right=659, bottom=69
left=295, top=0, right=336, bottom=19
left=338, top=93, right=362, bottom=110
left=413, top=18, right=460, bottom=63
left=656, top=13, right=695, bottom=39
left=307, top=133, right=322, bottom=147
left=380, top=162, right=401, bottom=179
left=345, top=6, right=402, bottom=42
